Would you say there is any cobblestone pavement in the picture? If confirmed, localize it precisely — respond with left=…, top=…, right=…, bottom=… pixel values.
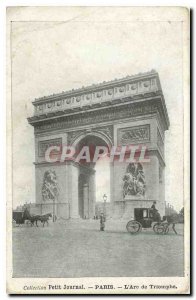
left=13, top=219, right=184, bottom=278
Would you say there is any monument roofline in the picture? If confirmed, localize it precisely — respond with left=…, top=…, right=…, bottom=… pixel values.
left=28, top=70, right=170, bottom=130
left=32, top=69, right=160, bottom=104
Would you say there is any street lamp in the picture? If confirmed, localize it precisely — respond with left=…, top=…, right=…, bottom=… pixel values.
left=52, top=193, right=58, bottom=222
left=103, top=194, right=107, bottom=217
left=53, top=197, right=55, bottom=222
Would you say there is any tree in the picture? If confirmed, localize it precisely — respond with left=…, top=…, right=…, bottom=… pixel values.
left=179, top=207, right=184, bottom=217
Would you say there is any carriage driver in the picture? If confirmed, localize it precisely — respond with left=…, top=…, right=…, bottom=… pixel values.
left=151, top=201, right=160, bottom=221
left=151, top=201, right=157, bottom=211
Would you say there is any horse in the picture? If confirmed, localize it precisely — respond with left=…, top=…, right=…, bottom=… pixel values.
left=23, top=208, right=40, bottom=227
left=162, top=214, right=178, bottom=234
left=37, top=213, right=52, bottom=227
left=23, top=208, right=52, bottom=227
left=151, top=210, right=178, bottom=234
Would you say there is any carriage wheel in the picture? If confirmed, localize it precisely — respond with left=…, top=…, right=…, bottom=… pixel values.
left=126, top=221, right=142, bottom=234
left=153, top=223, right=165, bottom=234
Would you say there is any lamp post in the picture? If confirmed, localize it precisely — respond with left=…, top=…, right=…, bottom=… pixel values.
left=103, top=194, right=107, bottom=217
left=53, top=197, right=55, bottom=222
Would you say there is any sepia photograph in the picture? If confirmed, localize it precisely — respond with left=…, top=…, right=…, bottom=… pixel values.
left=6, top=6, right=190, bottom=294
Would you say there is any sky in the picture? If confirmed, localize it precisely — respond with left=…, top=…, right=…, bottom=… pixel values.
left=11, top=7, right=184, bottom=211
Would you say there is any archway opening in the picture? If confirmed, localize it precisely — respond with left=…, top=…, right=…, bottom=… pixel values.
left=95, top=155, right=111, bottom=218
left=75, top=134, right=111, bottom=219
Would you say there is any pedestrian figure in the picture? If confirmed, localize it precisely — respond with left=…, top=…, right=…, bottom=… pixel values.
left=100, top=213, right=106, bottom=231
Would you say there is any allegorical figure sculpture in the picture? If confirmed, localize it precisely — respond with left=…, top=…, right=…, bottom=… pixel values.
left=123, top=163, right=146, bottom=198
left=42, top=170, right=59, bottom=201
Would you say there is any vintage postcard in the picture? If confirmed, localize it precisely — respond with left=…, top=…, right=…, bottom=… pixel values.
left=7, top=6, right=190, bottom=294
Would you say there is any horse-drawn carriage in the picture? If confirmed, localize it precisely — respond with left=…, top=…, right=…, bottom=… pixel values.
left=126, top=208, right=177, bottom=235
left=13, top=208, right=52, bottom=227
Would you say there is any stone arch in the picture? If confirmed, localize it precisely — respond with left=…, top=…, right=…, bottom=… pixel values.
left=71, top=132, right=112, bottom=219
left=72, top=130, right=113, bottom=149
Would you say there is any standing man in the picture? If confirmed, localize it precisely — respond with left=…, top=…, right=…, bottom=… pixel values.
left=100, top=213, right=106, bottom=231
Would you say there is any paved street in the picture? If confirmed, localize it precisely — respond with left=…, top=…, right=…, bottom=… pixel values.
left=13, top=220, right=184, bottom=278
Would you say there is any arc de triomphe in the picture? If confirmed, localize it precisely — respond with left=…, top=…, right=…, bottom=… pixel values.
left=28, top=70, right=169, bottom=219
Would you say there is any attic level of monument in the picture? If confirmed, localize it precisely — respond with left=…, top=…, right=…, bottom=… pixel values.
left=33, top=69, right=160, bottom=102
left=28, top=70, right=169, bottom=130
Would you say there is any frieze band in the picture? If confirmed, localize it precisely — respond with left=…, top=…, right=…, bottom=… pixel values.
left=34, top=102, right=158, bottom=134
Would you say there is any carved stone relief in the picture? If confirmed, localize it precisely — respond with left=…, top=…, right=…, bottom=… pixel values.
left=67, top=130, right=85, bottom=145
left=123, top=163, right=146, bottom=198
left=42, top=170, right=59, bottom=201
left=118, top=125, right=150, bottom=145
left=67, top=126, right=113, bottom=145
left=95, top=126, right=113, bottom=142
left=38, top=138, right=62, bottom=157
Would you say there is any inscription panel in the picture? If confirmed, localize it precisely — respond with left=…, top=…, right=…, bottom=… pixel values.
left=118, top=125, right=150, bottom=145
